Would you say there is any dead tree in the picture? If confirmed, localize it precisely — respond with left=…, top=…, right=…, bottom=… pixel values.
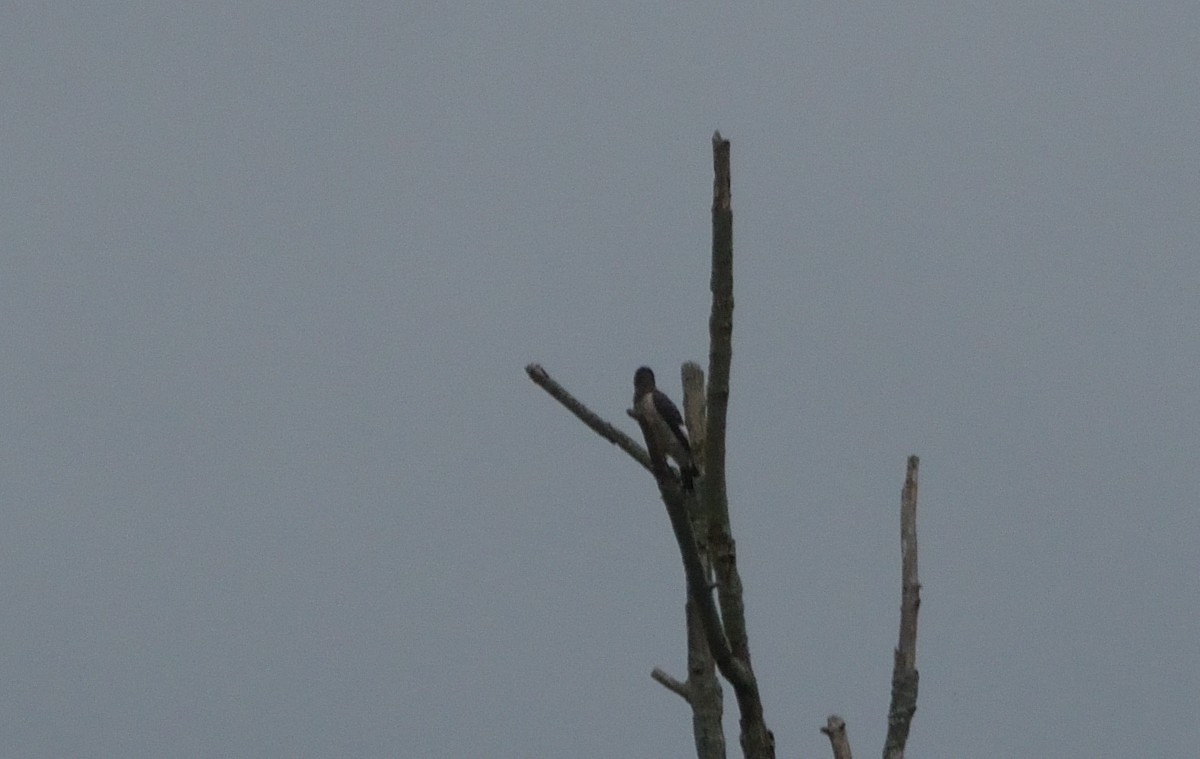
left=526, top=134, right=921, bottom=759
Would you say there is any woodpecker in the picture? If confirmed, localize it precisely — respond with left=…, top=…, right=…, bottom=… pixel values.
left=633, top=366, right=698, bottom=489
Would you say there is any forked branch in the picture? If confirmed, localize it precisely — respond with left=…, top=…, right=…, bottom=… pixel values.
left=524, top=363, right=743, bottom=683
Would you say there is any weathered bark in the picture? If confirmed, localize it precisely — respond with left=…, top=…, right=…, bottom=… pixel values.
left=821, top=716, right=852, bottom=759
left=882, top=456, right=921, bottom=759
left=679, top=364, right=726, bottom=759
left=652, top=362, right=724, bottom=758
left=525, top=363, right=653, bottom=474
left=524, top=365, right=736, bottom=680
left=703, top=132, right=774, bottom=759
left=649, top=593, right=727, bottom=759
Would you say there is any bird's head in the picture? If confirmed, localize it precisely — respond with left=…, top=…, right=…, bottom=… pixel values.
left=633, top=366, right=657, bottom=398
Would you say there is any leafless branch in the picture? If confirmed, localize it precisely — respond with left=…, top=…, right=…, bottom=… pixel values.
left=526, top=135, right=784, bottom=759
left=683, top=597, right=726, bottom=759
left=523, top=362, right=738, bottom=679
left=682, top=362, right=707, bottom=468
left=651, top=668, right=690, bottom=701
left=526, top=360, right=725, bottom=758
left=525, top=363, right=653, bottom=473
left=528, top=132, right=927, bottom=759
left=821, top=715, right=853, bottom=759
left=702, top=132, right=774, bottom=759
left=678, top=366, right=724, bottom=759
left=883, top=456, right=921, bottom=759
left=635, top=423, right=739, bottom=681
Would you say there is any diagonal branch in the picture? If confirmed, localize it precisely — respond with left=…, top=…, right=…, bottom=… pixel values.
left=883, top=456, right=921, bottom=759
left=650, top=472, right=746, bottom=688
left=524, top=363, right=737, bottom=684
left=524, top=363, right=732, bottom=686
left=525, top=363, right=653, bottom=473
left=651, top=668, right=690, bottom=701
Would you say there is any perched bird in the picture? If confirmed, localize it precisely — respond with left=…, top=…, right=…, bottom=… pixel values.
left=633, top=366, right=698, bottom=489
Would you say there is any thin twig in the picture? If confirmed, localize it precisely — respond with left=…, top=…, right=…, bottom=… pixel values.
left=651, top=668, right=691, bottom=702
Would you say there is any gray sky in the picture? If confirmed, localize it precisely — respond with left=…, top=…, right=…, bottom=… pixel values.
left=3, top=3, right=1197, bottom=757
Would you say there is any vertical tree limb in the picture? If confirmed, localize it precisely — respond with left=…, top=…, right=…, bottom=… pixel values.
left=883, top=456, right=921, bottom=759
left=651, top=365, right=726, bottom=759
left=703, top=132, right=774, bottom=759
left=683, top=595, right=726, bottom=759
left=682, top=361, right=721, bottom=755
left=821, top=715, right=853, bottom=759
left=682, top=362, right=707, bottom=476
left=680, top=364, right=724, bottom=759
left=703, top=131, right=734, bottom=533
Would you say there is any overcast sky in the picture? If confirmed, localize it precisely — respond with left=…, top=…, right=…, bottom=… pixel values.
left=3, top=4, right=1197, bottom=758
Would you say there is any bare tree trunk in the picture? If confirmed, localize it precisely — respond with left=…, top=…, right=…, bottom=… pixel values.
left=527, top=134, right=922, bottom=759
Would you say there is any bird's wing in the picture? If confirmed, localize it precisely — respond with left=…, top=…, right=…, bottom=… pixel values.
left=652, top=390, right=690, bottom=450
